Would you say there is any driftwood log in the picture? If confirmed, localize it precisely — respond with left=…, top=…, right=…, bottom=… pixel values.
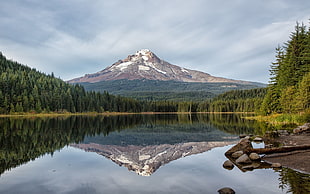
left=245, top=145, right=310, bottom=155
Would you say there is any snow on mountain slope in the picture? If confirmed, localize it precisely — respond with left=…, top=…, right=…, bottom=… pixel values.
left=68, top=49, right=251, bottom=84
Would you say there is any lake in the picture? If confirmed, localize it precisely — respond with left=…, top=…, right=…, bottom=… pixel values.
left=0, top=113, right=309, bottom=194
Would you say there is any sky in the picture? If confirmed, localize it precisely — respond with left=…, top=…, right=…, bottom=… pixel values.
left=0, top=0, right=309, bottom=83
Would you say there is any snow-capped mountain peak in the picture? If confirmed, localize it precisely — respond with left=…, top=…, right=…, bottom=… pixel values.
left=68, top=49, right=250, bottom=84
left=136, top=49, right=151, bottom=56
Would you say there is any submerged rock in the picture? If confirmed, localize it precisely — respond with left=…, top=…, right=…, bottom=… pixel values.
left=218, top=187, right=235, bottom=194
left=242, top=162, right=261, bottom=170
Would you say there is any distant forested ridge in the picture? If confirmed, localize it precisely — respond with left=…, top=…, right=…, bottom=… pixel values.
left=197, top=88, right=267, bottom=112
left=0, top=53, right=143, bottom=113
left=81, top=79, right=265, bottom=102
left=260, top=22, right=310, bottom=115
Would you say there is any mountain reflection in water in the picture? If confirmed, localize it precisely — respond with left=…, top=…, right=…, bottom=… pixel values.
left=72, top=141, right=236, bottom=176
left=0, top=114, right=310, bottom=194
left=0, top=113, right=250, bottom=176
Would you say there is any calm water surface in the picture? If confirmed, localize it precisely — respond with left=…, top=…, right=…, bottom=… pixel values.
left=0, top=114, right=309, bottom=194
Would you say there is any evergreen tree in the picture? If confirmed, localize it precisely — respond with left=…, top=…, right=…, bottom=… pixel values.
left=261, top=21, right=310, bottom=115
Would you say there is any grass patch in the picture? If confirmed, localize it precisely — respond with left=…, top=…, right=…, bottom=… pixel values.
left=246, top=112, right=310, bottom=125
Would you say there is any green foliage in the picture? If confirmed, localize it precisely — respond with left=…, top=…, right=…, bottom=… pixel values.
left=273, top=113, right=309, bottom=124
left=278, top=168, right=310, bottom=194
left=295, top=72, right=310, bottom=112
left=0, top=53, right=144, bottom=114
left=261, top=22, right=310, bottom=115
left=197, top=88, right=267, bottom=112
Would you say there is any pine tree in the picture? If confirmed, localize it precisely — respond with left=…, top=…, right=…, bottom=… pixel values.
left=295, top=72, right=310, bottom=112
left=261, top=21, right=310, bottom=114
left=280, top=86, right=296, bottom=113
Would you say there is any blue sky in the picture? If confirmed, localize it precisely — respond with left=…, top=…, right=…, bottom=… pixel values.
left=0, top=0, right=309, bottom=83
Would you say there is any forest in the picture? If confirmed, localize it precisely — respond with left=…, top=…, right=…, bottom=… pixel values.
left=260, top=22, right=310, bottom=115
left=0, top=22, right=309, bottom=115
left=81, top=78, right=263, bottom=101
left=0, top=53, right=144, bottom=113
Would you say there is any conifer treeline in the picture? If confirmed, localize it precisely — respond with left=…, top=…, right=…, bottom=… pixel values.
left=0, top=53, right=143, bottom=113
left=197, top=88, right=266, bottom=112
left=260, top=22, right=310, bottom=115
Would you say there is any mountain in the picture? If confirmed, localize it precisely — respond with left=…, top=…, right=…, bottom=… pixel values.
left=68, top=49, right=265, bottom=101
left=69, top=49, right=253, bottom=84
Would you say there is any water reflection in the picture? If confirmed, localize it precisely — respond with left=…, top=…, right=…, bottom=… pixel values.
left=278, top=168, right=310, bottom=193
left=0, top=114, right=256, bottom=176
left=72, top=141, right=234, bottom=176
left=0, top=114, right=309, bottom=193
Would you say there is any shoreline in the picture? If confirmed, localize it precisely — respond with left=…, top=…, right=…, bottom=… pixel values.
left=0, top=111, right=255, bottom=118
left=224, top=123, right=310, bottom=174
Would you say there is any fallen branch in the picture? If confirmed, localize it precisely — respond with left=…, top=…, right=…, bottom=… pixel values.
left=245, top=145, right=310, bottom=155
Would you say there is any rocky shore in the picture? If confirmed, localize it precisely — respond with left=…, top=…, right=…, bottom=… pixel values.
left=223, top=123, right=310, bottom=174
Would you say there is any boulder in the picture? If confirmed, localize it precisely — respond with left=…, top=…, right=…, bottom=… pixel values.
left=218, top=187, right=235, bottom=194
left=236, top=154, right=252, bottom=164
left=278, top=130, right=289, bottom=136
left=253, top=137, right=263, bottom=142
left=232, top=151, right=244, bottom=158
left=249, top=153, right=260, bottom=161
left=271, top=163, right=282, bottom=168
left=293, top=128, right=301, bottom=134
left=225, top=138, right=253, bottom=156
left=293, top=123, right=310, bottom=134
left=223, top=160, right=234, bottom=170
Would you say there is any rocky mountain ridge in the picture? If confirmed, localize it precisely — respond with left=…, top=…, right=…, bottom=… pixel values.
left=68, top=49, right=251, bottom=84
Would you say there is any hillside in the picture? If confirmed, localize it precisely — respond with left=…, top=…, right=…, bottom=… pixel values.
left=81, top=79, right=264, bottom=101
left=0, top=52, right=143, bottom=113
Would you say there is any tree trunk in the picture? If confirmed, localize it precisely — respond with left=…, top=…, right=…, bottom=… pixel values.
left=245, top=145, right=310, bottom=154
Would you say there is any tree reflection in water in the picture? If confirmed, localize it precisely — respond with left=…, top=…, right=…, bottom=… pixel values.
left=0, top=113, right=308, bottom=193
left=277, top=168, right=310, bottom=194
